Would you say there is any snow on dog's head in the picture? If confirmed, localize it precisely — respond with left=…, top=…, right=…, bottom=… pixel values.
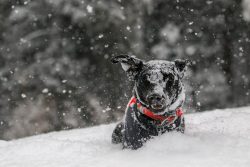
left=111, top=55, right=189, bottom=114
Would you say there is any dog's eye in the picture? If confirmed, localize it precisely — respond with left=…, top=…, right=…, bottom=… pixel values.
left=164, top=75, right=174, bottom=88
left=142, top=74, right=149, bottom=81
left=140, top=74, right=150, bottom=85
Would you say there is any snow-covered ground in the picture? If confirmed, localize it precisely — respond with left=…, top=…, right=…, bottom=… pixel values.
left=1, top=107, right=250, bottom=167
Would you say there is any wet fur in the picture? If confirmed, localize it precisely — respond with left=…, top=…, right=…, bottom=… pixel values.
left=111, top=55, right=188, bottom=149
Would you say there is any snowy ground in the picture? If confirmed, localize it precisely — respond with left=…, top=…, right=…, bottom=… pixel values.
left=1, top=107, right=250, bottom=167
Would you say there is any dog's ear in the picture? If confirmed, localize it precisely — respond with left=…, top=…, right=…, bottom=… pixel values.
left=111, top=54, right=144, bottom=80
left=174, top=59, right=191, bottom=78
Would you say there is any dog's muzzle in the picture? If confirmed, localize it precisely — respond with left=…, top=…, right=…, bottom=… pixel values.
left=147, top=94, right=166, bottom=110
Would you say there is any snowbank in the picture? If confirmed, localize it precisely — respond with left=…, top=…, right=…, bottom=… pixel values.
left=1, top=107, right=250, bottom=167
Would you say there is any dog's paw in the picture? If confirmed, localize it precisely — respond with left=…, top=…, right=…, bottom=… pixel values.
left=111, top=122, right=124, bottom=144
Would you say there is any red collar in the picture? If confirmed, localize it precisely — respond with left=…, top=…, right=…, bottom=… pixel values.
left=128, top=96, right=183, bottom=124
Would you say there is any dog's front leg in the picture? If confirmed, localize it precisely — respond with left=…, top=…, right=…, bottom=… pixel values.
left=123, top=111, right=150, bottom=149
left=112, top=122, right=125, bottom=144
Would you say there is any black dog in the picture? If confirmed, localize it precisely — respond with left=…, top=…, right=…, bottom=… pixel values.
left=111, top=55, right=188, bottom=149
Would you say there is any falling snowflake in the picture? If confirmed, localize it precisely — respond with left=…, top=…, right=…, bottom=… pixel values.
left=98, top=34, right=104, bottom=39
left=42, top=88, right=49, bottom=93
left=77, top=108, right=82, bottom=112
left=62, top=80, right=67, bottom=83
left=126, top=26, right=131, bottom=31
left=87, top=5, right=93, bottom=13
left=21, top=94, right=27, bottom=98
left=189, top=22, right=194, bottom=25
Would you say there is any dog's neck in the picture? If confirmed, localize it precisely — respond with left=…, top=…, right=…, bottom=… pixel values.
left=133, top=85, right=185, bottom=115
left=127, top=96, right=184, bottom=126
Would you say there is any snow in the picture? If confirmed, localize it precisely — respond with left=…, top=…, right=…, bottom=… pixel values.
left=243, top=0, right=250, bottom=21
left=160, top=23, right=180, bottom=44
left=86, top=5, right=93, bottom=13
left=1, top=107, right=250, bottom=167
left=21, top=93, right=27, bottom=98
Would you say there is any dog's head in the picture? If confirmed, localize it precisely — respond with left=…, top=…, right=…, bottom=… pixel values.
left=111, top=55, right=189, bottom=114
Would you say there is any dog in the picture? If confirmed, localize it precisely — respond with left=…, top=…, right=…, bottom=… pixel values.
left=111, top=55, right=189, bottom=149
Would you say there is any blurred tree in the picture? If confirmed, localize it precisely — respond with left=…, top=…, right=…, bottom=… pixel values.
left=142, top=0, right=250, bottom=111
left=0, top=0, right=145, bottom=139
left=0, top=0, right=250, bottom=140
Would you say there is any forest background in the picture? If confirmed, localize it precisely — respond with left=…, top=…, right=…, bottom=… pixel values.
left=1, top=0, right=250, bottom=140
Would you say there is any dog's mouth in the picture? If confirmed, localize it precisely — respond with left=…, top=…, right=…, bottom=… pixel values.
left=151, top=104, right=165, bottom=110
left=149, top=102, right=168, bottom=113
left=146, top=94, right=167, bottom=112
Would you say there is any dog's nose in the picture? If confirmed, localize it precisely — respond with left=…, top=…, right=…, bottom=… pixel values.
left=147, top=94, right=165, bottom=103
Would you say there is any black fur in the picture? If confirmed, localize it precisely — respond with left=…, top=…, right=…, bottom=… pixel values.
left=111, top=55, right=188, bottom=149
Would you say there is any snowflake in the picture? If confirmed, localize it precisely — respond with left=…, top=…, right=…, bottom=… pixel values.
left=87, top=5, right=93, bottom=13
